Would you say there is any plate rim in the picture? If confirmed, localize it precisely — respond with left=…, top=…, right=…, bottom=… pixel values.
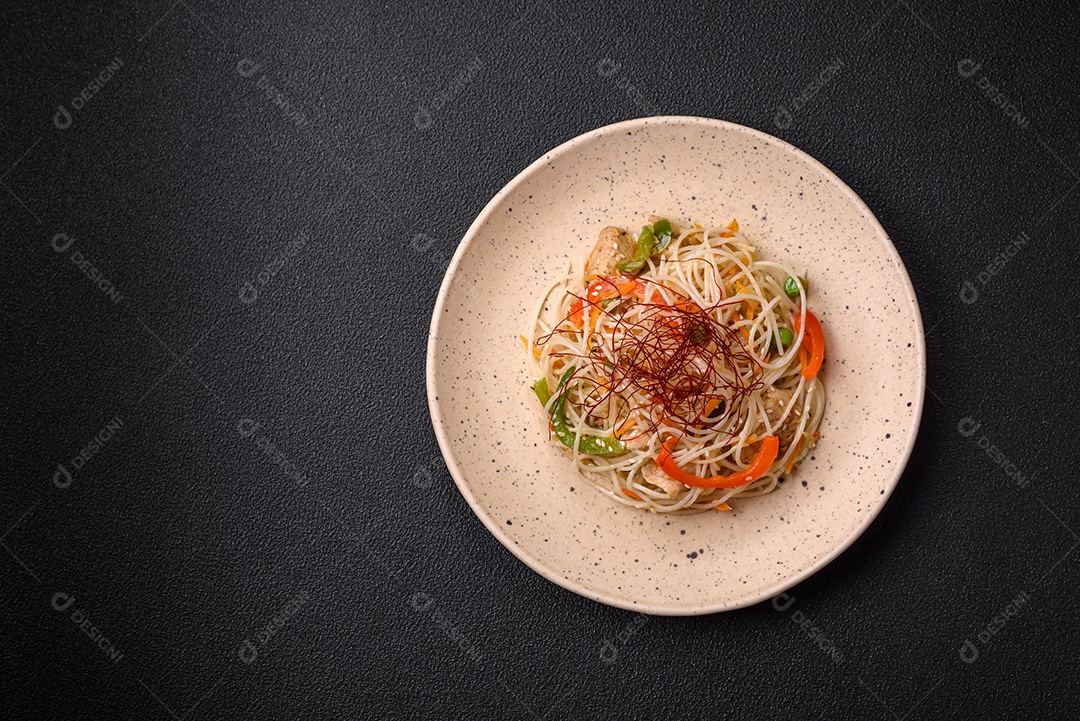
left=426, top=115, right=926, bottom=616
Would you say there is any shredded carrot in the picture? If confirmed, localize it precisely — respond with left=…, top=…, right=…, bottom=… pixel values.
left=622, top=489, right=642, bottom=501
left=813, top=431, right=821, bottom=439
left=733, top=306, right=751, bottom=341
left=713, top=503, right=731, bottom=511
left=785, top=438, right=804, bottom=474
left=615, top=416, right=636, bottom=438
left=675, top=299, right=701, bottom=313
left=521, top=334, right=542, bottom=357
left=719, top=219, right=739, bottom=237
left=733, top=281, right=757, bottom=318
left=703, top=397, right=721, bottom=417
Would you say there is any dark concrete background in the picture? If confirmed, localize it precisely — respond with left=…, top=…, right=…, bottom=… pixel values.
left=3, top=1, right=1078, bottom=718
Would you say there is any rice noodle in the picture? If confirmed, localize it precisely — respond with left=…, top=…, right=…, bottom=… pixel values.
left=524, top=222, right=826, bottom=513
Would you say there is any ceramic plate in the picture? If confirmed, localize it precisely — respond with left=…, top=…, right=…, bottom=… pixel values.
left=426, top=116, right=924, bottom=615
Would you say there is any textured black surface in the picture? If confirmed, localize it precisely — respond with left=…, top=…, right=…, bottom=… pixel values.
left=3, top=1, right=1079, bottom=718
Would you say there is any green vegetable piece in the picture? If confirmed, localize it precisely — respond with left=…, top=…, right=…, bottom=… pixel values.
left=771, top=327, right=794, bottom=352
left=652, top=218, right=674, bottom=252
left=784, top=276, right=807, bottom=298
left=689, top=322, right=709, bottom=345
left=616, top=225, right=656, bottom=275
left=540, top=367, right=625, bottom=456
left=533, top=378, right=551, bottom=406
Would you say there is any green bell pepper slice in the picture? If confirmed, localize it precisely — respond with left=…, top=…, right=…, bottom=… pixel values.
left=616, top=225, right=656, bottom=275
left=652, top=218, right=674, bottom=252
left=534, top=367, right=625, bottom=455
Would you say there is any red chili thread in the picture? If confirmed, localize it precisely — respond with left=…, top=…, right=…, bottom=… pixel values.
left=537, top=276, right=763, bottom=441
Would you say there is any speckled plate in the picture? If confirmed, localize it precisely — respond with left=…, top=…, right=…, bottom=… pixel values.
left=426, top=116, right=924, bottom=615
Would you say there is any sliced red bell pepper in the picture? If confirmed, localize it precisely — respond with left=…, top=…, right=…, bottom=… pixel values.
left=655, top=435, right=779, bottom=488
left=568, top=276, right=660, bottom=328
left=793, top=310, right=825, bottom=379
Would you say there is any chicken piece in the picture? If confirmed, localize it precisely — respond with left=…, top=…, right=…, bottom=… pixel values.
left=762, top=387, right=801, bottom=450
left=585, top=226, right=636, bottom=278
left=740, top=388, right=803, bottom=464
left=641, top=461, right=685, bottom=498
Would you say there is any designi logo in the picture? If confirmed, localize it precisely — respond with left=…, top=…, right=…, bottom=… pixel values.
left=773, top=106, right=794, bottom=130
left=53, top=105, right=73, bottom=130
left=52, top=464, right=73, bottom=489
left=957, top=58, right=982, bottom=78
left=957, top=417, right=981, bottom=437
left=238, top=638, right=258, bottom=664
left=51, top=591, right=76, bottom=612
left=237, top=58, right=260, bottom=78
